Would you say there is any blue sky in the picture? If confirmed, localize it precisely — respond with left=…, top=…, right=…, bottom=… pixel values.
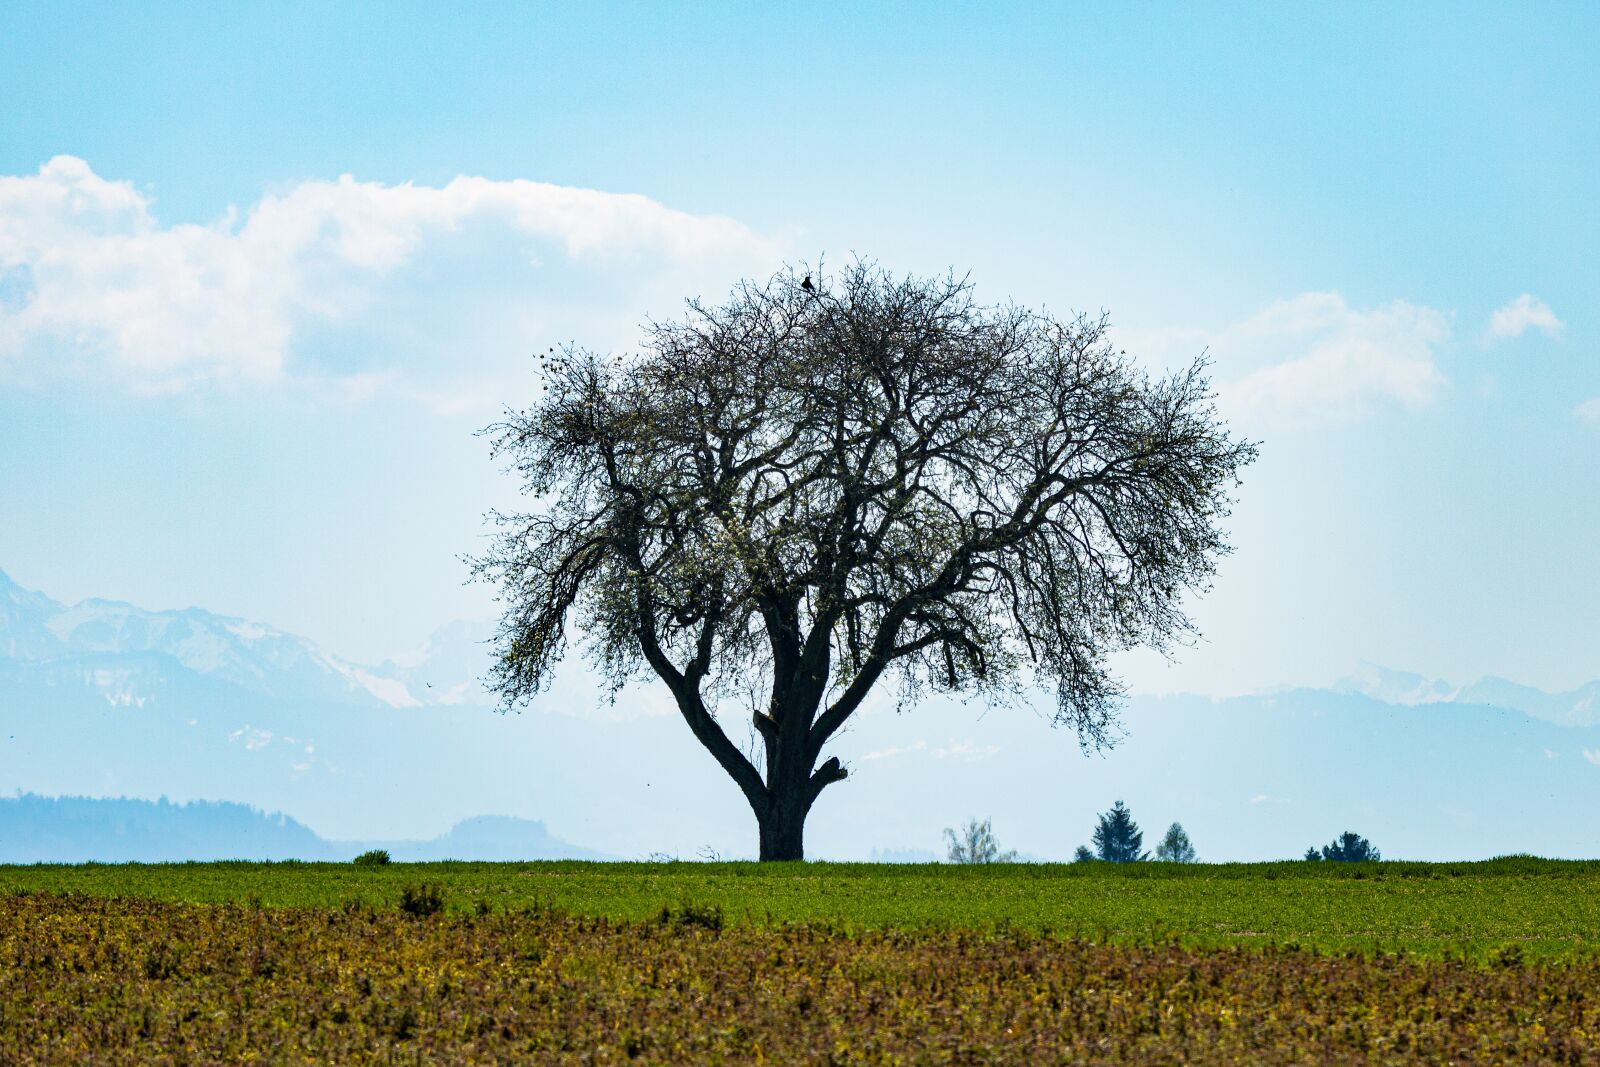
left=2, top=1, right=1596, bottom=696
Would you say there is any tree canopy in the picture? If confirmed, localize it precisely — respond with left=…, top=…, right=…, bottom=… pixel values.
left=472, top=262, right=1255, bottom=859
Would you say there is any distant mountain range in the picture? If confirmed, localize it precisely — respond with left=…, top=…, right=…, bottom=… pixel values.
left=3, top=566, right=1599, bottom=862
left=0, top=794, right=610, bottom=864
left=0, top=566, right=495, bottom=711
left=1334, top=662, right=1600, bottom=727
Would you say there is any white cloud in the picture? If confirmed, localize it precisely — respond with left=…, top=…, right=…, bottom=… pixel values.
left=932, top=739, right=1000, bottom=762
left=1576, top=397, right=1600, bottom=425
left=860, top=740, right=927, bottom=762
left=0, top=156, right=780, bottom=400
left=1584, top=748, right=1600, bottom=767
left=856, top=738, right=999, bottom=762
left=227, top=725, right=274, bottom=751
left=1488, top=293, right=1563, bottom=340
left=1119, top=292, right=1453, bottom=428
left=1221, top=293, right=1451, bottom=426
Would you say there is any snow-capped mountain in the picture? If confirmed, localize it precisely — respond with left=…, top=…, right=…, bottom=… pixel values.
left=0, top=567, right=492, bottom=711
left=0, top=569, right=65, bottom=660
left=1334, top=661, right=1600, bottom=727
left=380, top=619, right=497, bottom=706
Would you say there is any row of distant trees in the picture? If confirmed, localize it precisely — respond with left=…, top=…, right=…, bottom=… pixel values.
left=945, top=802, right=1380, bottom=863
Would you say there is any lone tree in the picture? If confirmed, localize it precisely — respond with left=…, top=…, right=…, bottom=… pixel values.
left=944, top=818, right=1017, bottom=864
left=1090, top=800, right=1148, bottom=863
left=473, top=262, right=1255, bottom=860
left=1154, top=821, right=1197, bottom=863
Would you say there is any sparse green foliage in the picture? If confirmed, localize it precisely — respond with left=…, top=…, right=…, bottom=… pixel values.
left=473, top=261, right=1256, bottom=859
left=1091, top=801, right=1148, bottom=863
left=352, top=849, right=390, bottom=867
left=943, top=818, right=1018, bottom=863
left=1073, top=845, right=1094, bottom=863
left=1154, top=822, right=1197, bottom=863
left=1308, top=832, right=1381, bottom=863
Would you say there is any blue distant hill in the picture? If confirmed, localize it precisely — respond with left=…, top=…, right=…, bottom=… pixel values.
left=0, top=794, right=612, bottom=863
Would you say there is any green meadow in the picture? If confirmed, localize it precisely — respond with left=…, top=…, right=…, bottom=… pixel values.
left=6, top=856, right=1598, bottom=963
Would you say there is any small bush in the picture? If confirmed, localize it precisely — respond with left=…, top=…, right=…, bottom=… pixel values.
left=657, top=902, right=724, bottom=932
left=1306, top=832, right=1381, bottom=863
left=1492, top=943, right=1526, bottom=969
left=397, top=883, right=444, bottom=918
left=353, top=849, right=391, bottom=867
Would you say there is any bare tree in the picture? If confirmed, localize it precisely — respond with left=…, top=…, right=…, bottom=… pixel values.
left=472, top=262, right=1255, bottom=860
left=944, top=818, right=1017, bottom=863
left=1154, top=821, right=1198, bottom=863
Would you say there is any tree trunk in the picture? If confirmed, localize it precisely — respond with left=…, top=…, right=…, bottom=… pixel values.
left=757, top=791, right=808, bottom=861
left=756, top=722, right=813, bottom=862
left=748, top=655, right=850, bottom=860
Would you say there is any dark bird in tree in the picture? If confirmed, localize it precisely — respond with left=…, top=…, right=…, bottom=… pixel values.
left=801, top=274, right=815, bottom=293
left=471, top=261, right=1256, bottom=860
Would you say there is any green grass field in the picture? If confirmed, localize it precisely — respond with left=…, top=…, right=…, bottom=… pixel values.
left=6, top=856, right=1599, bottom=963
left=7, top=861, right=1600, bottom=1063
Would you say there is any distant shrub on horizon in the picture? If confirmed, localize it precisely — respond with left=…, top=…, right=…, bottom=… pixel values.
left=1305, top=832, right=1381, bottom=862
left=1155, top=822, right=1198, bottom=863
left=353, top=849, right=391, bottom=867
left=944, top=818, right=1017, bottom=863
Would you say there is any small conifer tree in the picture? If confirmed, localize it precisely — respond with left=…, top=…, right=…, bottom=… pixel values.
left=1090, top=801, right=1147, bottom=863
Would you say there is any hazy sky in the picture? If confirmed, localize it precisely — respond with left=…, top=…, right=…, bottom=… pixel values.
left=2, top=2, right=1596, bottom=695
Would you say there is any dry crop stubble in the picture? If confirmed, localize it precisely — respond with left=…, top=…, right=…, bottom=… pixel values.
left=2, top=892, right=1598, bottom=1064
